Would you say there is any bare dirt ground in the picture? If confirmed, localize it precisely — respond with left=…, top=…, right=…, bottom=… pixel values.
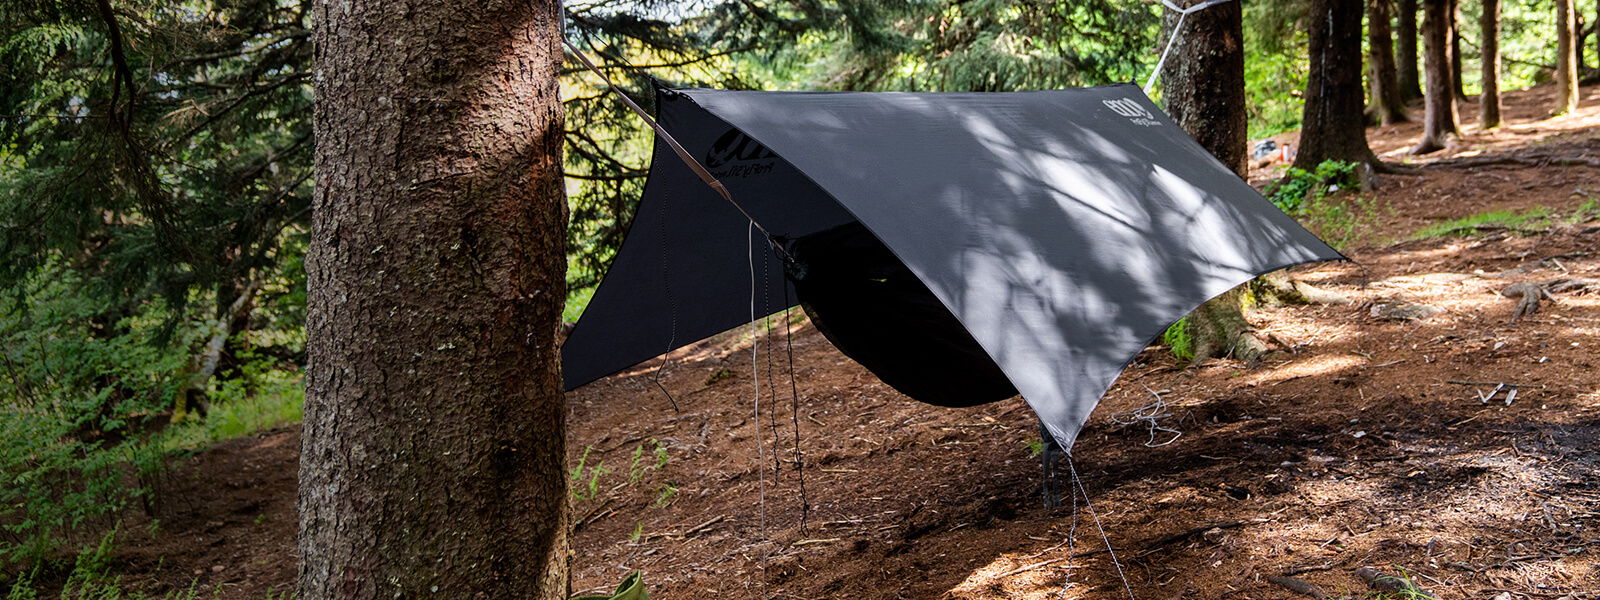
left=66, top=81, right=1600, bottom=600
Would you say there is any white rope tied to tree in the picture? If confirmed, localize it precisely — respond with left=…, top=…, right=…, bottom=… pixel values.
left=1144, top=0, right=1239, bottom=94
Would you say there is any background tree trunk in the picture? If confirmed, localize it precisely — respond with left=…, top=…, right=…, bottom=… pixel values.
left=1160, top=1, right=1266, bottom=365
left=299, top=0, right=570, bottom=597
left=1556, top=0, right=1579, bottom=115
left=1368, top=0, right=1409, bottom=124
left=1480, top=0, right=1503, bottom=129
left=1161, top=0, right=1248, bottom=174
left=1450, top=0, right=1467, bottom=101
left=1398, top=0, right=1424, bottom=101
left=1412, top=0, right=1458, bottom=154
left=1294, top=0, right=1380, bottom=170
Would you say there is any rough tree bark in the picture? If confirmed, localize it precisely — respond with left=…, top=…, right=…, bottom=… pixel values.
left=1161, top=0, right=1247, bottom=175
left=1368, top=0, right=1409, bottom=125
left=1480, top=0, right=1502, bottom=129
left=1412, top=0, right=1459, bottom=154
left=1397, top=0, right=1424, bottom=101
left=1556, top=0, right=1579, bottom=115
left=1294, top=0, right=1381, bottom=171
left=299, top=0, right=569, bottom=597
left=1160, top=0, right=1266, bottom=364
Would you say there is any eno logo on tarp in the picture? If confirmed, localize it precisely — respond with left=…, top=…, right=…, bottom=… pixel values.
left=1103, top=98, right=1161, bottom=127
left=705, top=129, right=778, bottom=179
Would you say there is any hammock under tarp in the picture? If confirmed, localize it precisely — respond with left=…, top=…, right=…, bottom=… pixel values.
left=561, top=83, right=1343, bottom=450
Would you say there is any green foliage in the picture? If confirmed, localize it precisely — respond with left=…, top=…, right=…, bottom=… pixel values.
left=3, top=526, right=203, bottom=599
left=1160, top=316, right=1194, bottom=361
left=1263, top=160, right=1359, bottom=214
left=569, top=446, right=613, bottom=502
left=654, top=482, right=678, bottom=507
left=1024, top=437, right=1044, bottom=458
left=1261, top=160, right=1387, bottom=250
left=1242, top=0, right=1309, bottom=137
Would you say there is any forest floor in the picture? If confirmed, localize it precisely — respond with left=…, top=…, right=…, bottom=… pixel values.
left=82, top=81, right=1600, bottom=600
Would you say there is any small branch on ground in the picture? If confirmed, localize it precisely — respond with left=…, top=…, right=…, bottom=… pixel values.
left=1136, top=521, right=1246, bottom=556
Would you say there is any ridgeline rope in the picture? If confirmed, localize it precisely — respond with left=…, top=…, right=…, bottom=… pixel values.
left=562, top=38, right=788, bottom=259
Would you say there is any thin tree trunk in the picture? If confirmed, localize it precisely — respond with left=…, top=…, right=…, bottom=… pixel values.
left=172, top=277, right=262, bottom=423
left=1369, top=0, right=1409, bottom=124
left=1412, top=0, right=1458, bottom=154
left=1480, top=0, right=1503, bottom=129
left=1556, top=0, right=1579, bottom=115
left=1450, top=0, right=1466, bottom=101
left=1397, top=0, right=1424, bottom=100
left=300, top=0, right=570, bottom=597
left=1159, top=1, right=1266, bottom=364
left=1295, top=0, right=1380, bottom=170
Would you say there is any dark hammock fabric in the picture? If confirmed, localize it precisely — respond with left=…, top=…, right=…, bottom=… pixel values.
left=783, top=222, right=1018, bottom=408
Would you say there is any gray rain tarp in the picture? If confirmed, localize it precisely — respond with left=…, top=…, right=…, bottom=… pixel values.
left=562, top=83, right=1343, bottom=450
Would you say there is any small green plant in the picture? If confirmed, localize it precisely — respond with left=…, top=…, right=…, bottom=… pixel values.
left=1160, top=316, right=1194, bottom=361
left=629, top=523, right=644, bottom=542
left=626, top=439, right=670, bottom=484
left=1024, top=437, right=1044, bottom=458
left=569, top=446, right=611, bottom=502
left=704, top=367, right=733, bottom=385
left=655, top=482, right=678, bottom=507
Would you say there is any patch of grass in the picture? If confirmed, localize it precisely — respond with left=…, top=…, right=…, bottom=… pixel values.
left=1024, top=437, right=1044, bottom=458
left=1301, top=193, right=1388, bottom=250
left=161, top=374, right=304, bottom=451
left=1410, top=207, right=1552, bottom=240
left=1568, top=194, right=1600, bottom=222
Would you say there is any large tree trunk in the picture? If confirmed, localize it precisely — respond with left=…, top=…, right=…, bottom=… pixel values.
left=1412, top=0, right=1458, bottom=154
left=1480, top=0, right=1503, bottom=129
left=1368, top=0, right=1409, bottom=125
left=1556, top=0, right=1579, bottom=115
left=1160, top=1, right=1266, bottom=364
left=1397, top=0, right=1424, bottom=101
left=299, top=0, right=570, bottom=597
left=1294, top=0, right=1380, bottom=170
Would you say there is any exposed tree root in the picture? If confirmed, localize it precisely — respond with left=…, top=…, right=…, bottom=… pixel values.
left=1502, top=278, right=1596, bottom=324
left=1266, top=574, right=1329, bottom=600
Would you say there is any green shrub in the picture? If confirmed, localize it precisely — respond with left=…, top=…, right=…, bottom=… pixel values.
left=1160, top=316, right=1194, bottom=361
left=1263, top=160, right=1359, bottom=214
